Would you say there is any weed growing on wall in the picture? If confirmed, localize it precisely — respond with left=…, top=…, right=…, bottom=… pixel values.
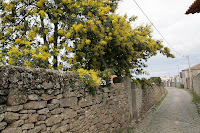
left=132, top=77, right=163, bottom=89
left=148, top=77, right=162, bottom=86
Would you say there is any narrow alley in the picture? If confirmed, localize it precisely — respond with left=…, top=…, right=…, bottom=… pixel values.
left=134, top=87, right=200, bottom=133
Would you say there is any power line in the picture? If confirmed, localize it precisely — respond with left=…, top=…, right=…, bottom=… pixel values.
left=133, top=0, right=184, bottom=57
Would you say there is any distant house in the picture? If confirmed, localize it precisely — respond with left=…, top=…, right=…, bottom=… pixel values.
left=185, top=0, right=200, bottom=14
left=182, top=64, right=200, bottom=89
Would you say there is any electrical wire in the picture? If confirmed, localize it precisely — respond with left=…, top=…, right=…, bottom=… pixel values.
left=133, top=0, right=184, bottom=57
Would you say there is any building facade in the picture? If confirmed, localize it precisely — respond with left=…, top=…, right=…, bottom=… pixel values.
left=182, top=64, right=200, bottom=89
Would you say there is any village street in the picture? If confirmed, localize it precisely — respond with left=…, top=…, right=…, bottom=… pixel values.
left=134, top=87, right=200, bottom=133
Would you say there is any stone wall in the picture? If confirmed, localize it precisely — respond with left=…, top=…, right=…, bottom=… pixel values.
left=193, top=73, right=200, bottom=96
left=0, top=66, right=131, bottom=133
left=131, top=84, right=165, bottom=120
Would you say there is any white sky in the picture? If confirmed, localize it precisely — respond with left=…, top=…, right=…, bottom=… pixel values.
left=116, top=0, right=200, bottom=78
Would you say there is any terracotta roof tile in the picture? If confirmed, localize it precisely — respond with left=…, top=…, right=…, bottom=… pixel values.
left=185, top=0, right=200, bottom=14
left=183, top=64, right=200, bottom=71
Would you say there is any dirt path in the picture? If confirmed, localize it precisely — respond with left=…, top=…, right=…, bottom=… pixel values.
left=134, top=87, right=200, bottom=133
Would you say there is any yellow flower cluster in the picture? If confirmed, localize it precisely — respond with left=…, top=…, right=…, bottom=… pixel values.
left=32, top=52, right=51, bottom=62
left=7, top=45, right=23, bottom=65
left=15, top=38, right=22, bottom=44
left=5, top=3, right=14, bottom=11
left=39, top=10, right=46, bottom=18
left=85, top=39, right=91, bottom=45
left=63, top=0, right=72, bottom=4
left=44, top=29, right=49, bottom=34
left=24, top=60, right=32, bottom=68
left=1, top=40, right=5, bottom=44
left=73, top=24, right=84, bottom=32
left=37, top=0, right=46, bottom=8
left=58, top=29, right=64, bottom=35
left=77, top=68, right=101, bottom=87
left=48, top=37, right=54, bottom=43
left=28, top=31, right=37, bottom=40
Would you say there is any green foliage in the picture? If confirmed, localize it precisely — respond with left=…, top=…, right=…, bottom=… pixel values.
left=0, top=0, right=174, bottom=77
left=190, top=90, right=200, bottom=115
left=191, top=91, right=200, bottom=104
left=148, top=77, right=162, bottom=86
left=98, top=68, right=115, bottom=85
left=132, top=78, right=149, bottom=89
left=132, top=77, right=162, bottom=89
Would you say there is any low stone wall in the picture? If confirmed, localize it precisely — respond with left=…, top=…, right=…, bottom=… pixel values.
left=131, top=84, right=165, bottom=120
left=0, top=66, right=130, bottom=133
left=193, top=74, right=200, bottom=96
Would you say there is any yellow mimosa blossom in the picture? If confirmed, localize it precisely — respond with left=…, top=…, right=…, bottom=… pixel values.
left=85, top=39, right=91, bottom=45
left=58, top=29, right=64, bottom=35
left=48, top=37, right=54, bottom=43
left=2, top=3, right=7, bottom=7
left=37, top=1, right=43, bottom=8
left=44, top=29, right=49, bottom=34
left=58, top=65, right=63, bottom=70
left=15, top=39, right=22, bottom=44
left=39, top=10, right=46, bottom=18
left=1, top=40, right=5, bottom=44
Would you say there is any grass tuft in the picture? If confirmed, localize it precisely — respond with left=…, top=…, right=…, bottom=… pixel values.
left=190, top=90, right=200, bottom=115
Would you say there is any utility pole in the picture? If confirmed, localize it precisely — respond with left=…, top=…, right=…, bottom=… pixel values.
left=187, top=56, right=192, bottom=89
left=177, top=65, right=181, bottom=86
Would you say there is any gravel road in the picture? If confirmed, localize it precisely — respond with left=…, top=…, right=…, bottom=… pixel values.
left=134, top=87, right=200, bottom=133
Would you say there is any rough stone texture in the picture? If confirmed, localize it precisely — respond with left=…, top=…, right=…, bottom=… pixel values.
left=20, top=114, right=29, bottom=120
left=45, top=115, right=62, bottom=126
left=23, top=101, right=47, bottom=110
left=27, top=126, right=41, bottom=133
left=4, top=112, right=20, bottom=123
left=0, top=122, right=7, bottom=130
left=61, top=109, right=77, bottom=120
left=0, top=105, right=6, bottom=113
left=51, top=108, right=64, bottom=115
left=0, top=66, right=164, bottom=133
left=27, top=114, right=39, bottom=123
left=28, top=94, right=39, bottom=101
left=7, top=92, right=27, bottom=106
left=193, top=73, right=200, bottom=96
left=7, top=105, right=23, bottom=112
left=0, top=113, right=5, bottom=122
left=41, top=94, right=55, bottom=101
left=37, top=108, right=49, bottom=114
left=1, top=127, right=22, bottom=133
left=131, top=83, right=165, bottom=119
left=60, top=97, right=77, bottom=107
left=10, top=120, right=24, bottom=127
left=22, top=123, right=34, bottom=130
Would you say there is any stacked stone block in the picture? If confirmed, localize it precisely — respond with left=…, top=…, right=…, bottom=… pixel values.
left=0, top=66, right=130, bottom=133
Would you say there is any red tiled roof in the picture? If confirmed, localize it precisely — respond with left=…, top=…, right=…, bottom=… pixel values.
left=185, top=0, right=200, bottom=14
left=183, top=64, right=200, bottom=71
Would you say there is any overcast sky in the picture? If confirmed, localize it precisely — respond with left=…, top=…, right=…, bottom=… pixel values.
left=116, top=0, right=200, bottom=78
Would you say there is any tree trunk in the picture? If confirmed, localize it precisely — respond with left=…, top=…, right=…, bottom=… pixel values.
left=99, top=52, right=108, bottom=69
left=53, top=22, right=58, bottom=69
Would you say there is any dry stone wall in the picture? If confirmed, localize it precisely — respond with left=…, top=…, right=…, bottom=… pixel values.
left=193, top=73, right=200, bottom=96
left=0, top=66, right=131, bottom=133
left=131, top=84, right=165, bottom=120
